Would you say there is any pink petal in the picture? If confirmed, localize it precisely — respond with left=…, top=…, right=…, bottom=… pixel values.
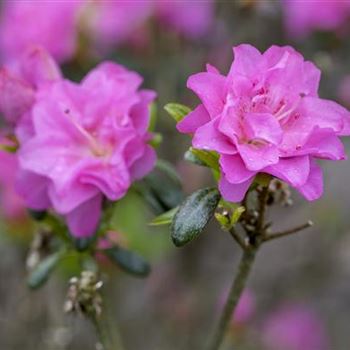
left=229, top=44, right=262, bottom=78
left=193, top=117, right=236, bottom=154
left=243, top=112, right=283, bottom=145
left=238, top=143, right=279, bottom=171
left=206, top=63, right=220, bottom=75
left=15, top=170, right=51, bottom=210
left=0, top=68, right=34, bottom=123
left=219, top=175, right=254, bottom=203
left=20, top=45, right=62, bottom=87
left=296, top=160, right=323, bottom=201
left=265, top=156, right=310, bottom=187
left=130, top=145, right=157, bottom=180
left=66, top=194, right=103, bottom=238
left=220, top=154, right=256, bottom=184
left=302, top=61, right=321, bottom=97
left=187, top=71, right=226, bottom=117
left=177, top=104, right=211, bottom=134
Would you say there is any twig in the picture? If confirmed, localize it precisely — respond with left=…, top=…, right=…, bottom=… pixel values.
left=263, top=220, right=313, bottom=242
left=228, top=227, right=247, bottom=250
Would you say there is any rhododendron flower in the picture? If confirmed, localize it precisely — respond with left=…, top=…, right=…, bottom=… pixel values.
left=178, top=44, right=350, bottom=202
left=83, top=0, right=152, bottom=54
left=0, top=46, right=61, bottom=126
left=155, top=0, right=214, bottom=39
left=281, top=0, right=350, bottom=38
left=17, top=62, right=156, bottom=237
left=0, top=0, right=81, bottom=63
left=0, top=150, right=26, bottom=219
left=261, top=303, right=329, bottom=350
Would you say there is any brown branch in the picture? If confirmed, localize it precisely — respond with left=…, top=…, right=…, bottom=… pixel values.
left=263, top=220, right=313, bottom=242
left=228, top=227, right=247, bottom=250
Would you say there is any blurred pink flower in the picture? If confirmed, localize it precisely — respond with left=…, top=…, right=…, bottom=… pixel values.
left=261, top=303, right=329, bottom=350
left=178, top=44, right=350, bottom=202
left=83, top=0, right=152, bottom=54
left=218, top=289, right=256, bottom=326
left=0, top=0, right=81, bottom=63
left=0, top=46, right=61, bottom=126
left=17, top=62, right=156, bottom=238
left=281, top=0, right=350, bottom=38
left=0, top=150, right=26, bottom=219
left=155, top=0, right=214, bottom=39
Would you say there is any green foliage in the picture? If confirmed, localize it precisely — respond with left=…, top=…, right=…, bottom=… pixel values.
left=103, top=246, right=151, bottom=277
left=164, top=103, right=191, bottom=122
left=171, top=187, right=221, bottom=247
left=149, top=207, right=178, bottom=226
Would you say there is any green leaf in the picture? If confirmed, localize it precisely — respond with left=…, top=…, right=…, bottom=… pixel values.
left=72, top=236, right=95, bottom=252
left=27, top=252, right=62, bottom=289
left=148, top=103, right=157, bottom=132
left=156, top=159, right=182, bottom=186
left=189, top=148, right=220, bottom=171
left=149, top=207, right=178, bottom=226
left=148, top=132, right=163, bottom=148
left=184, top=149, right=207, bottom=166
left=104, top=246, right=151, bottom=277
left=164, top=103, right=191, bottom=122
left=28, top=209, right=47, bottom=221
left=171, top=187, right=221, bottom=247
left=214, top=212, right=231, bottom=230
left=231, top=206, right=245, bottom=225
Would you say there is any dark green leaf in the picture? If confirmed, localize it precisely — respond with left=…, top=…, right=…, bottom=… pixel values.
left=171, top=187, right=221, bottom=247
left=27, top=252, right=62, bottom=289
left=104, top=246, right=151, bottom=277
left=188, top=148, right=220, bottom=171
left=164, top=103, right=191, bottom=122
left=156, top=159, right=182, bottom=186
left=72, top=236, right=95, bottom=252
left=149, top=207, right=178, bottom=226
left=28, top=209, right=47, bottom=221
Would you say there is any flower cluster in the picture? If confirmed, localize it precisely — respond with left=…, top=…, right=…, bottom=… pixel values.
left=178, top=44, right=350, bottom=202
left=0, top=0, right=214, bottom=63
left=0, top=47, right=156, bottom=237
left=281, top=0, right=350, bottom=38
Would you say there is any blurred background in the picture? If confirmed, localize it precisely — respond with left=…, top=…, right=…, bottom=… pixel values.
left=1, top=1, right=350, bottom=349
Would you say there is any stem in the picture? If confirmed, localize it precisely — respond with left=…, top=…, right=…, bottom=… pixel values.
left=228, top=227, right=247, bottom=250
left=264, top=220, right=313, bottom=242
left=206, top=246, right=258, bottom=350
left=91, top=314, right=125, bottom=350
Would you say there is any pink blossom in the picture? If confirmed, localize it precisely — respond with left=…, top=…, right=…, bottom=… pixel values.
left=17, top=62, right=156, bottom=237
left=0, top=0, right=81, bottom=63
left=155, top=0, right=214, bottom=39
left=83, top=0, right=152, bottom=54
left=0, top=46, right=61, bottom=126
left=261, top=303, right=329, bottom=350
left=281, top=0, right=350, bottom=38
left=0, top=150, right=26, bottom=219
left=177, top=44, right=350, bottom=202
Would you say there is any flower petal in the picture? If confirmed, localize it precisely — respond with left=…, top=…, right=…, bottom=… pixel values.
left=296, top=160, right=323, bottom=201
left=219, top=175, right=254, bottom=203
left=66, top=194, right=103, bottom=238
left=220, top=154, right=256, bottom=184
left=177, top=104, right=210, bottom=134
left=193, top=117, right=236, bottom=154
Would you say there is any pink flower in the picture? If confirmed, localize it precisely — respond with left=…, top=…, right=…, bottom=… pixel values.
left=177, top=44, right=350, bottom=202
left=261, top=303, right=329, bottom=350
left=17, top=62, right=156, bottom=237
left=281, top=0, right=350, bottom=39
left=155, top=0, right=214, bottom=39
left=0, top=150, right=26, bottom=219
left=0, top=46, right=61, bottom=126
left=0, top=0, right=81, bottom=63
left=83, top=0, right=152, bottom=54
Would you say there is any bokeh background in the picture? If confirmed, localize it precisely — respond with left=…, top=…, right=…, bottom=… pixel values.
left=1, top=1, right=350, bottom=349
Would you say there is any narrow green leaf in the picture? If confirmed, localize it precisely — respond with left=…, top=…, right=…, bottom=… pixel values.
left=27, top=252, right=62, bottom=289
left=164, top=103, right=191, bottom=122
left=156, top=159, right=182, bottom=186
left=171, top=187, right=221, bottom=247
left=104, top=246, right=151, bottom=277
left=149, top=207, right=178, bottom=226
left=231, top=206, right=245, bottom=225
left=186, top=147, right=220, bottom=171
left=184, top=149, right=207, bottom=166
left=148, top=103, right=157, bottom=132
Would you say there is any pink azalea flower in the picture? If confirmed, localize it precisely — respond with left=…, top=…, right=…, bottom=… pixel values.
left=177, top=44, right=350, bottom=202
left=261, top=303, right=329, bottom=350
left=281, top=0, right=350, bottom=38
left=17, top=62, right=157, bottom=237
left=82, top=0, right=152, bottom=54
left=0, top=46, right=61, bottom=126
left=0, top=150, right=26, bottom=219
left=0, top=0, right=81, bottom=63
left=155, top=0, right=214, bottom=39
